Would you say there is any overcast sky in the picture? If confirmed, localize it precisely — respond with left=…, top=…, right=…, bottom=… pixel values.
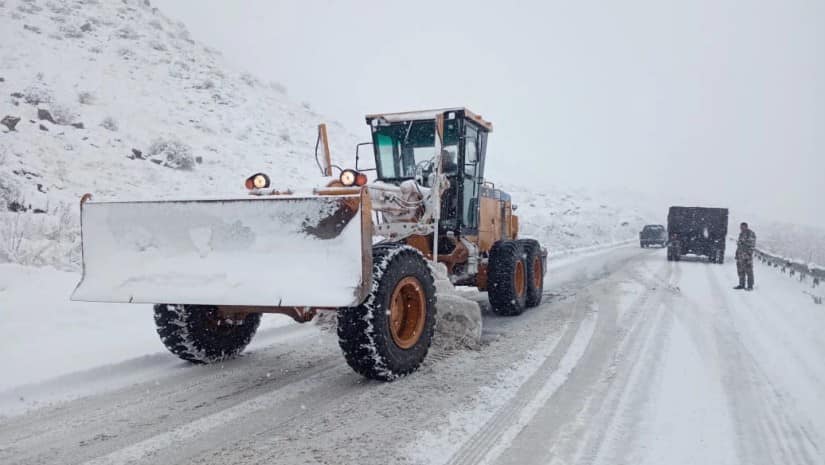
left=155, top=0, right=824, bottom=227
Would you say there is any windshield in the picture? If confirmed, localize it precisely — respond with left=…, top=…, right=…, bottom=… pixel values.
left=372, top=119, right=459, bottom=181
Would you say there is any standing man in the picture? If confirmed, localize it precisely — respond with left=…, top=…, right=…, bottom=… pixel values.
left=734, top=222, right=757, bottom=290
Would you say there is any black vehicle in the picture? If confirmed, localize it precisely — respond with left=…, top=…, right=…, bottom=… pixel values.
left=639, top=224, right=667, bottom=248
left=666, top=206, right=728, bottom=263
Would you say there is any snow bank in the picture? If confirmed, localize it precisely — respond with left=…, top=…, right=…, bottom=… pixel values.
left=0, top=263, right=157, bottom=392
left=430, top=263, right=482, bottom=351
left=0, top=262, right=294, bottom=408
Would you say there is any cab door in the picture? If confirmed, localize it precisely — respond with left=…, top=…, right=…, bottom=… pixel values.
left=461, top=123, right=482, bottom=233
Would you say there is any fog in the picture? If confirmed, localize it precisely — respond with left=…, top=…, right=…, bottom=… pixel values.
left=155, top=0, right=824, bottom=227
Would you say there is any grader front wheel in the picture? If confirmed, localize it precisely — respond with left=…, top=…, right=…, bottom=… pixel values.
left=337, top=244, right=437, bottom=381
left=389, top=276, right=428, bottom=350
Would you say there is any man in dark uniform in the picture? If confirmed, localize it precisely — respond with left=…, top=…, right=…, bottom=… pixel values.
left=734, top=222, right=757, bottom=290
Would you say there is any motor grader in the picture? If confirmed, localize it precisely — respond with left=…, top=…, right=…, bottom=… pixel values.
left=72, top=108, right=547, bottom=381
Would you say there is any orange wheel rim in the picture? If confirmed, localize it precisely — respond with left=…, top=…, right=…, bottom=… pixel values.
left=514, top=260, right=526, bottom=298
left=389, top=277, right=426, bottom=349
left=533, top=256, right=542, bottom=289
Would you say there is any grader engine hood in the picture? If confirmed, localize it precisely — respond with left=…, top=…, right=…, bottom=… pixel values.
left=71, top=192, right=372, bottom=308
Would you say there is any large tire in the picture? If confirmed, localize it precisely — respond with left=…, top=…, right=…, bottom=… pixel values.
left=488, top=240, right=528, bottom=316
left=153, top=304, right=261, bottom=364
left=337, top=244, right=437, bottom=381
left=518, top=239, right=544, bottom=308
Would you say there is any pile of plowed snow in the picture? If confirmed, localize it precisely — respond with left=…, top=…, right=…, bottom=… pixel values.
left=430, top=263, right=483, bottom=351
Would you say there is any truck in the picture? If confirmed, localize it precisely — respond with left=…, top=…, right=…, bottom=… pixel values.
left=71, top=108, right=547, bottom=381
left=666, top=206, right=728, bottom=263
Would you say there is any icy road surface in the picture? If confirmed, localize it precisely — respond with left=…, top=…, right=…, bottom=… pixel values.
left=1, top=245, right=824, bottom=465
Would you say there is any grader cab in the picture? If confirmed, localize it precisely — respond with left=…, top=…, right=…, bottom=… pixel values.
left=72, top=108, right=547, bottom=381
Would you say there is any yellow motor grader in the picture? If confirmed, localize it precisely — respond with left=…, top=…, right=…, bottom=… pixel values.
left=72, top=108, right=547, bottom=380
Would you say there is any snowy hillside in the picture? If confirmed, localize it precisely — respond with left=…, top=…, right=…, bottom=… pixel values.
left=753, top=221, right=825, bottom=265
left=504, top=184, right=660, bottom=254
left=0, top=0, right=663, bottom=271
left=0, top=0, right=357, bottom=268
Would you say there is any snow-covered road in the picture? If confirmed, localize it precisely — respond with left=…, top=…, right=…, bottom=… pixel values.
left=1, top=246, right=823, bottom=465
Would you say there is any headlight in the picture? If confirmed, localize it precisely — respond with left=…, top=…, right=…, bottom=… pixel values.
left=245, top=172, right=271, bottom=190
left=340, top=169, right=357, bottom=186
left=253, top=174, right=269, bottom=188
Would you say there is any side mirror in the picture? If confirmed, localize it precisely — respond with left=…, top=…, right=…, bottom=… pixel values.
left=355, top=142, right=376, bottom=172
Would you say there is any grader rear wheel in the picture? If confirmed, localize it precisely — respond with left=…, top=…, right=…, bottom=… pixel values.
left=515, top=261, right=526, bottom=297
left=518, top=238, right=545, bottom=308
left=488, top=240, right=528, bottom=316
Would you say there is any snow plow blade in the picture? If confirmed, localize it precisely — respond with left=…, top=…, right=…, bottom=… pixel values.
left=71, top=191, right=372, bottom=308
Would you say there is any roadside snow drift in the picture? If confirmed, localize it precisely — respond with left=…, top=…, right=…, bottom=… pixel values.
left=431, top=263, right=483, bottom=351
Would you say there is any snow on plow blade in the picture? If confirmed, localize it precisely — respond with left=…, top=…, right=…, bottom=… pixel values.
left=71, top=193, right=372, bottom=308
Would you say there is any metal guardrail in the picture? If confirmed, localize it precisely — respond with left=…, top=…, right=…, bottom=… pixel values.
left=753, top=247, right=823, bottom=288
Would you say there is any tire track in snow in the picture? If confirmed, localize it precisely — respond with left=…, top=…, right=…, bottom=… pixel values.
left=573, top=264, right=677, bottom=465
left=77, top=364, right=357, bottom=465
left=446, top=258, right=672, bottom=465
left=480, top=311, right=597, bottom=465
left=0, top=246, right=652, bottom=465
left=702, top=264, right=823, bottom=465
left=720, top=264, right=825, bottom=461
left=0, top=322, right=315, bottom=418
left=537, top=260, right=675, bottom=465
left=726, top=266, right=825, bottom=396
left=445, top=302, right=597, bottom=465
left=0, top=342, right=344, bottom=465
